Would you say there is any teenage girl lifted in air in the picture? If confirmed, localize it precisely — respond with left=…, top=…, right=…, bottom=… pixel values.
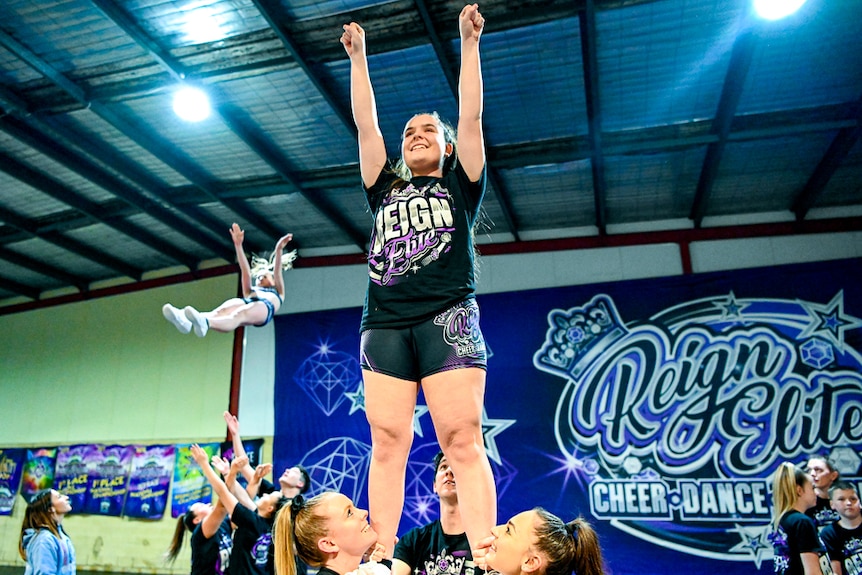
left=163, top=224, right=294, bottom=337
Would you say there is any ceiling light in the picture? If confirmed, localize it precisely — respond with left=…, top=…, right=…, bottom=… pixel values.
left=753, top=0, right=808, bottom=20
left=181, top=6, right=227, bottom=44
left=172, top=86, right=211, bottom=122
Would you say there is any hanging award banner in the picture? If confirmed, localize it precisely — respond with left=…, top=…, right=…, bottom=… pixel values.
left=124, top=444, right=175, bottom=519
left=0, top=448, right=25, bottom=514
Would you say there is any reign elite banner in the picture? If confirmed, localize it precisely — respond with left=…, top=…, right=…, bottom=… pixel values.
left=273, top=257, right=862, bottom=575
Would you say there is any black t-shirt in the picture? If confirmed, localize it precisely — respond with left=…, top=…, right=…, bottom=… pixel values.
left=228, top=505, right=275, bottom=575
left=820, top=521, right=862, bottom=573
left=190, top=518, right=233, bottom=575
left=361, top=163, right=486, bottom=330
left=807, top=496, right=840, bottom=528
left=770, top=510, right=831, bottom=575
left=394, top=520, right=474, bottom=575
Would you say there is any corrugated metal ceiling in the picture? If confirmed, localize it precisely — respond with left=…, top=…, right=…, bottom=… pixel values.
left=0, top=0, right=860, bottom=306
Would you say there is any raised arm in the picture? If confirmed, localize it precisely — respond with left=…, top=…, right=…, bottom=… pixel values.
left=272, top=233, right=293, bottom=299
left=456, top=4, right=486, bottom=182
left=224, top=411, right=256, bottom=484
left=341, top=22, right=387, bottom=188
left=198, top=456, right=240, bottom=539
left=190, top=444, right=242, bottom=516
left=229, top=224, right=254, bottom=298
left=244, top=462, right=273, bottom=503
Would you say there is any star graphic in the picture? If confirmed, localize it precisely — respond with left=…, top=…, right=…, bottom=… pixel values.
left=712, top=291, right=747, bottom=320
left=317, top=339, right=332, bottom=354
left=727, top=523, right=772, bottom=569
left=413, top=405, right=430, bottom=437
left=404, top=491, right=438, bottom=526
left=545, top=445, right=600, bottom=492
left=797, top=291, right=862, bottom=350
left=344, top=384, right=366, bottom=415
left=481, top=408, right=516, bottom=465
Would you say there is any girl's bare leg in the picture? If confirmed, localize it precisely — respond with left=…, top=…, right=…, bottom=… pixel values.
left=364, top=371, right=418, bottom=557
left=423, top=367, right=495, bottom=551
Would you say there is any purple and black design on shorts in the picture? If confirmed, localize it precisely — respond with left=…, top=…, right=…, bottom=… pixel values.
left=360, top=298, right=487, bottom=381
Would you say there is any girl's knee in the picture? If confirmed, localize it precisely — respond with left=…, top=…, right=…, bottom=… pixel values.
left=439, top=432, right=483, bottom=463
left=369, top=422, right=413, bottom=457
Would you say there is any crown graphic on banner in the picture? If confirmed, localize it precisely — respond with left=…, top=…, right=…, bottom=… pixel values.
left=533, top=294, right=628, bottom=380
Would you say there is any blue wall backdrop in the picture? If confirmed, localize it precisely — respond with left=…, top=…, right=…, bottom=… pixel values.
left=273, top=257, right=862, bottom=574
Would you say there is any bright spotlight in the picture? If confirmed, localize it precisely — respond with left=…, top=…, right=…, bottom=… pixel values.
left=753, top=0, right=808, bottom=20
left=172, top=86, right=211, bottom=122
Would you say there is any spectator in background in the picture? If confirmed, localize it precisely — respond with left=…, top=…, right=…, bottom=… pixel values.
left=19, top=489, right=76, bottom=575
left=768, top=462, right=832, bottom=575
left=806, top=456, right=841, bottom=528
left=820, top=480, right=862, bottom=575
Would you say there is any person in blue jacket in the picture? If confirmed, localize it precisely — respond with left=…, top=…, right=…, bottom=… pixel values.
left=19, top=489, right=76, bottom=575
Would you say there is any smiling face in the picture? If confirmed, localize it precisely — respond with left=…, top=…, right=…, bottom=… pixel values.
left=319, top=493, right=378, bottom=557
left=401, top=114, right=452, bottom=177
left=486, top=510, right=540, bottom=575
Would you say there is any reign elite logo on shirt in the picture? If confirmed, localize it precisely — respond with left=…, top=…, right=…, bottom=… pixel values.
left=251, top=533, right=271, bottom=568
left=369, top=181, right=455, bottom=286
left=421, top=549, right=473, bottom=575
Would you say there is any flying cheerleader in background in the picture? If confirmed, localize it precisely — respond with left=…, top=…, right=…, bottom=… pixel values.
left=163, top=223, right=295, bottom=337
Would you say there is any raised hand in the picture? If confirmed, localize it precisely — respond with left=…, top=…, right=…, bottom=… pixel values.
left=231, top=455, right=249, bottom=474
left=341, top=22, right=366, bottom=58
left=229, top=223, right=244, bottom=246
left=459, top=4, right=484, bottom=42
left=253, top=462, right=273, bottom=482
left=190, top=444, right=210, bottom=467
left=275, top=233, right=293, bottom=250
left=223, top=411, right=239, bottom=437
left=211, top=455, right=230, bottom=476
left=362, top=542, right=387, bottom=563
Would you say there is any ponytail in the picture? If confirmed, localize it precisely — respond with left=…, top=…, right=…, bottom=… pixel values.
left=273, top=494, right=330, bottom=575
left=771, top=462, right=810, bottom=529
left=164, top=511, right=197, bottom=563
left=533, top=508, right=605, bottom=575
left=565, top=518, right=604, bottom=575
